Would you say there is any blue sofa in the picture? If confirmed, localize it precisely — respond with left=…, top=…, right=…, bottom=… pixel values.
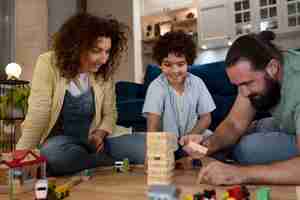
left=115, top=61, right=238, bottom=131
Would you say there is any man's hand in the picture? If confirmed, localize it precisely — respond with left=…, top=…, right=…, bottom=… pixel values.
left=197, top=160, right=248, bottom=185
left=179, top=134, right=206, bottom=158
left=88, top=129, right=108, bottom=153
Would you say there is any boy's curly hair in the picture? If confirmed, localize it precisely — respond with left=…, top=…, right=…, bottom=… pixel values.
left=52, top=13, right=128, bottom=80
left=152, top=31, right=196, bottom=65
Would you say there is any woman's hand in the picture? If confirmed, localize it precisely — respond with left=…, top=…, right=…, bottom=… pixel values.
left=88, top=129, right=108, bottom=153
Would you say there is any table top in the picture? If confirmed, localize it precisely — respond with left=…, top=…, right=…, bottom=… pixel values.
left=1, top=166, right=297, bottom=200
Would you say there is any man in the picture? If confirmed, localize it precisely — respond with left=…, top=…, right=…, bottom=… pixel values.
left=181, top=31, right=300, bottom=185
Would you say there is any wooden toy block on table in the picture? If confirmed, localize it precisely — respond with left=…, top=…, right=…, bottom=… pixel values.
left=147, top=132, right=177, bottom=186
left=187, top=141, right=208, bottom=155
left=0, top=149, right=46, bottom=197
left=297, top=186, right=300, bottom=200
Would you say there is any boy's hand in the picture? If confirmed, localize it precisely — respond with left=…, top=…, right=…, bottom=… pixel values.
left=89, top=129, right=108, bottom=153
left=179, top=134, right=204, bottom=146
left=179, top=134, right=207, bottom=158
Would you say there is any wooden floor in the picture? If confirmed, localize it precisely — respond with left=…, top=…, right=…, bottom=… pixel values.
left=0, top=166, right=298, bottom=200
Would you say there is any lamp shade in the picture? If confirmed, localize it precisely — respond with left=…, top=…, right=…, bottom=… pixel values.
left=5, top=63, right=22, bottom=79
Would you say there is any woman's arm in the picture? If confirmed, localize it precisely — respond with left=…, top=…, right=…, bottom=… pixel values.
left=17, top=53, right=55, bottom=149
left=97, top=78, right=117, bottom=135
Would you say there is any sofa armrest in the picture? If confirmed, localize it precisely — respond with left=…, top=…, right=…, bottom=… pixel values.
left=115, top=81, right=144, bottom=102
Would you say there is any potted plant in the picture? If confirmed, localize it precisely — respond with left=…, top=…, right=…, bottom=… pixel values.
left=0, top=83, right=30, bottom=120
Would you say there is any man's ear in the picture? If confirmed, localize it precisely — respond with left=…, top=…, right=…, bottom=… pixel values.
left=266, top=59, right=280, bottom=78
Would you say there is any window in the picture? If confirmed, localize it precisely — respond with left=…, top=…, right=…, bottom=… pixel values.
left=234, top=0, right=252, bottom=35
left=259, top=0, right=279, bottom=31
left=287, top=0, right=300, bottom=27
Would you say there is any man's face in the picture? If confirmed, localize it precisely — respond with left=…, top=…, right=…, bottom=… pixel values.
left=226, top=59, right=281, bottom=111
left=160, top=53, right=188, bottom=86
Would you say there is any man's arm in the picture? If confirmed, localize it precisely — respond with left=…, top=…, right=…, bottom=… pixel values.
left=199, top=130, right=300, bottom=186
left=198, top=155, right=300, bottom=185
left=241, top=156, right=300, bottom=184
left=205, top=94, right=256, bottom=155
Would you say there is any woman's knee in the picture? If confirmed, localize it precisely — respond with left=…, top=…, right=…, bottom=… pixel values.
left=41, top=138, right=89, bottom=175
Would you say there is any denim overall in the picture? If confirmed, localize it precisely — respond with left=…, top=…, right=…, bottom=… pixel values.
left=41, top=88, right=146, bottom=175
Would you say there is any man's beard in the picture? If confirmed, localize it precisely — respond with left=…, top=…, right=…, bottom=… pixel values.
left=249, top=74, right=281, bottom=112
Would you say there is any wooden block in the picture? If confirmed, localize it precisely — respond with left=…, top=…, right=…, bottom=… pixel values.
left=147, top=152, right=175, bottom=160
left=148, top=167, right=174, bottom=175
left=296, top=186, right=300, bottom=200
left=187, top=142, right=208, bottom=155
left=148, top=159, right=174, bottom=168
left=147, top=175, right=174, bottom=186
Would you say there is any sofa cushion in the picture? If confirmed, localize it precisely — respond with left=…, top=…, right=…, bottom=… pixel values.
left=189, top=62, right=237, bottom=96
left=116, top=81, right=145, bottom=101
left=210, top=94, right=236, bottom=130
left=141, top=64, right=161, bottom=97
left=141, top=62, right=237, bottom=97
left=116, top=99, right=146, bottom=129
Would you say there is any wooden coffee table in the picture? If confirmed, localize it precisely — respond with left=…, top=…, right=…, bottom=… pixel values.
left=0, top=166, right=297, bottom=200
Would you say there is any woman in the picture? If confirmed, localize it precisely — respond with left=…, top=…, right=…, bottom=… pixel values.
left=16, top=13, right=145, bottom=175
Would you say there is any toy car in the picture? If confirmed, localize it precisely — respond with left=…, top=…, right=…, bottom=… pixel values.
left=35, top=179, right=48, bottom=200
left=113, top=158, right=130, bottom=173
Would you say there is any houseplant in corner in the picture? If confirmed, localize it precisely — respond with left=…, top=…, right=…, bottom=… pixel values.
left=0, top=63, right=30, bottom=152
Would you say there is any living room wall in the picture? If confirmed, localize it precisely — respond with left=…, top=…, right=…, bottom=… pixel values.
left=15, top=0, right=48, bottom=81
left=87, top=0, right=143, bottom=83
left=194, top=31, right=300, bottom=65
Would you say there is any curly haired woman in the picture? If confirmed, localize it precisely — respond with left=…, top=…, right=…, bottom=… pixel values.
left=17, top=13, right=145, bottom=175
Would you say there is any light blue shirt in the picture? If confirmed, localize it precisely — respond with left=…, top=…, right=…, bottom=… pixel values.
left=142, top=73, right=216, bottom=138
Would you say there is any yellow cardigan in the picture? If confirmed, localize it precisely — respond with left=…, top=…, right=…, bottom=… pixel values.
left=16, top=52, right=117, bottom=149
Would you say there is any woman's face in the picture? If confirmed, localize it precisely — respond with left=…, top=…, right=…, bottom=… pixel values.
left=80, top=37, right=112, bottom=73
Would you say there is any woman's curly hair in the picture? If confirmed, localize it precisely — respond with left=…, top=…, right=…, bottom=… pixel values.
left=52, top=13, right=128, bottom=80
left=152, top=31, right=196, bottom=65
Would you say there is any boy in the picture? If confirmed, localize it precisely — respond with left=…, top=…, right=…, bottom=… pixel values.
left=142, top=31, right=216, bottom=159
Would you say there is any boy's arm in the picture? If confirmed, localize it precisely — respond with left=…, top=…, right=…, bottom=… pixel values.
left=187, top=113, right=211, bottom=135
left=144, top=112, right=161, bottom=170
left=146, top=113, right=161, bottom=132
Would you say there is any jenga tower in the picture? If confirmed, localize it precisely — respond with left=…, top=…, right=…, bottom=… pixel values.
left=147, top=132, right=177, bottom=185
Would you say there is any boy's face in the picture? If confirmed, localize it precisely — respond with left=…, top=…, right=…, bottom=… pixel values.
left=160, top=53, right=188, bottom=86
